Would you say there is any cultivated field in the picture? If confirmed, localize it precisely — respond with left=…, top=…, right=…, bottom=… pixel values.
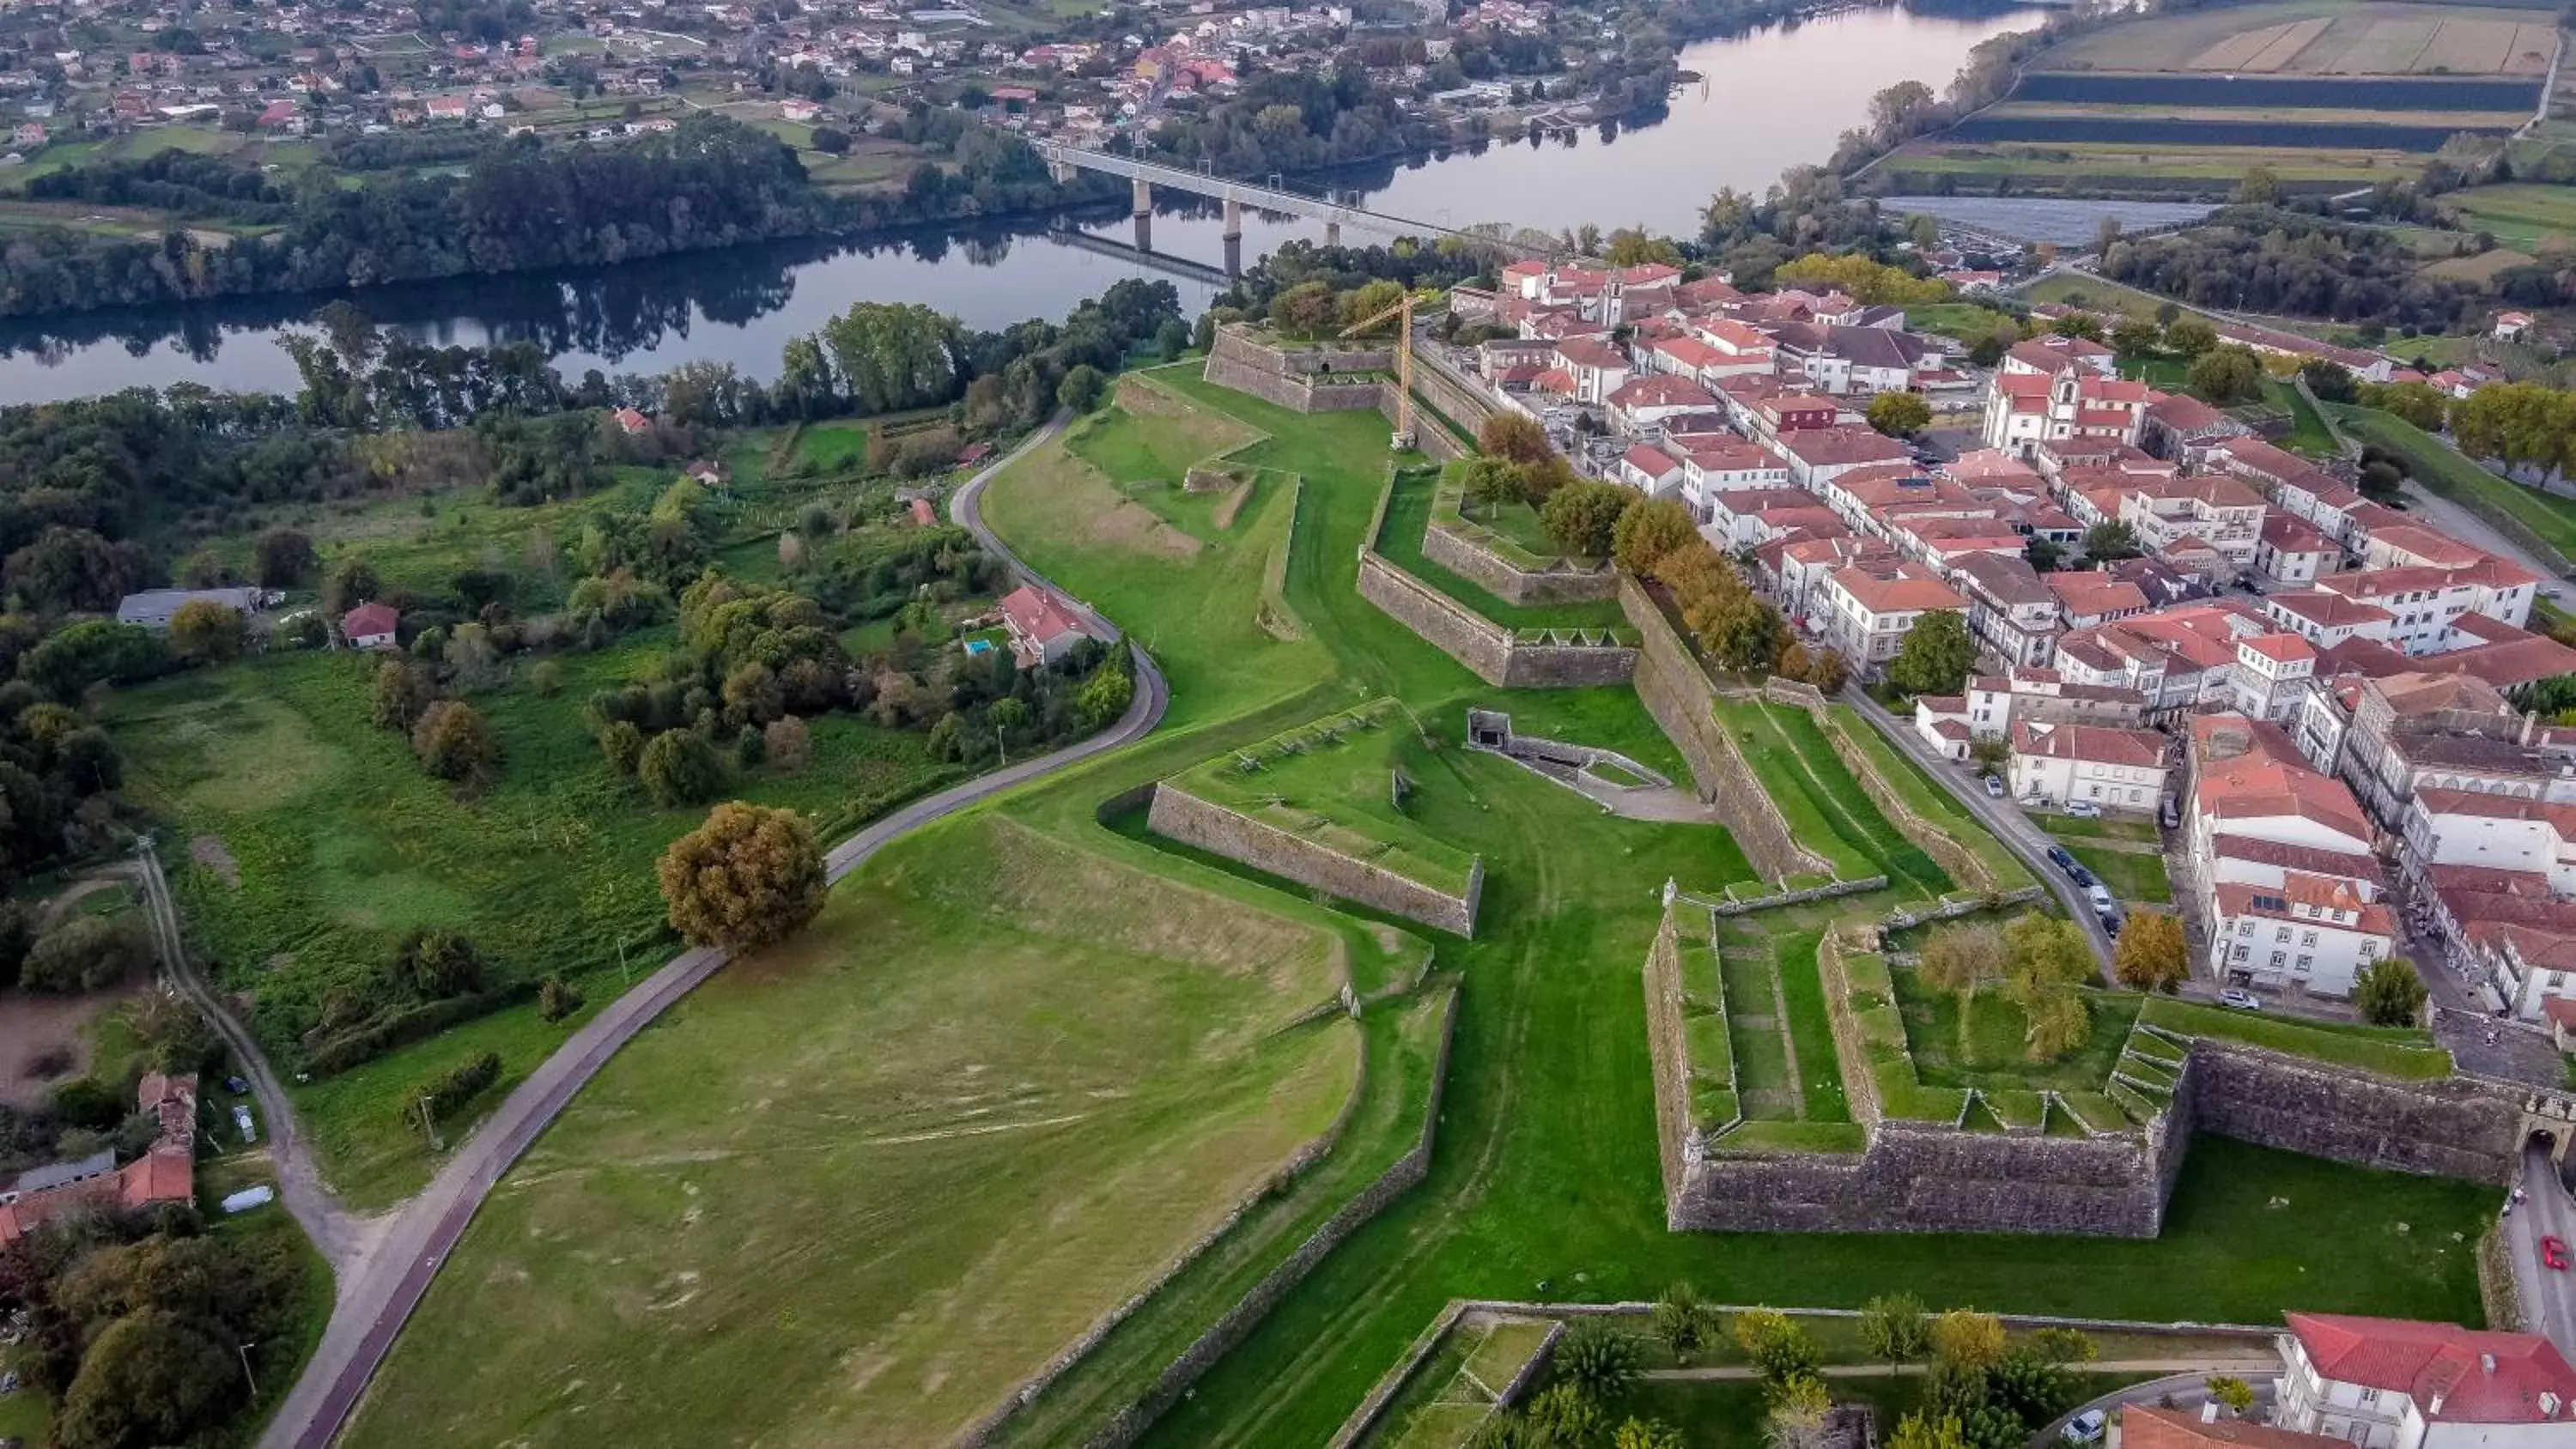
left=2443, top=181, right=2576, bottom=249
left=2037, top=1, right=2558, bottom=76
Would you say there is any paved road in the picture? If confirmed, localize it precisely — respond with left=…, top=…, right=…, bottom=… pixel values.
left=2508, top=1143, right=2576, bottom=1356
left=2398, top=480, right=2573, bottom=584
left=1842, top=688, right=2115, bottom=970
left=131, top=847, right=382, bottom=1274
left=2029, top=1371, right=2278, bottom=1448
left=263, top=419, right=1170, bottom=1449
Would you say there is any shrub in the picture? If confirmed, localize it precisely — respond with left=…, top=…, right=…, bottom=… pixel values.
left=386, top=928, right=488, bottom=999
left=21, top=915, right=154, bottom=994
left=411, top=699, right=497, bottom=785
left=538, top=975, right=584, bottom=1023
left=639, top=729, right=726, bottom=807
left=412, top=1050, right=501, bottom=1121
left=657, top=802, right=827, bottom=951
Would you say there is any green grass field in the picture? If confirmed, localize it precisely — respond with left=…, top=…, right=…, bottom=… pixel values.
left=108, top=638, right=956, bottom=1206
left=1712, top=700, right=1949, bottom=896
left=2328, top=403, right=2576, bottom=570
left=349, top=361, right=2506, bottom=1449
left=1376, top=466, right=1629, bottom=632
left=1170, top=702, right=1482, bottom=897
left=1896, top=965, right=2146, bottom=1093
left=2069, top=843, right=2175, bottom=904
left=2443, top=183, right=2576, bottom=251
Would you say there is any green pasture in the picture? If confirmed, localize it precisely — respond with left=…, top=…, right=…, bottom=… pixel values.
left=2443, top=184, right=2576, bottom=251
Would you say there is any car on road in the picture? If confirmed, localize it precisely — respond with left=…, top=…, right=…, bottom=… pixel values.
left=224, top=1075, right=249, bottom=1095
left=2047, top=845, right=2078, bottom=874
left=2063, top=1410, right=2106, bottom=1445
left=2096, top=910, right=2123, bottom=937
left=2544, top=1235, right=2569, bottom=1271
left=2068, top=864, right=2097, bottom=889
left=1984, top=774, right=2005, bottom=797
left=2065, top=800, right=2103, bottom=818
left=2088, top=882, right=2117, bottom=914
left=2221, top=988, right=2262, bottom=1010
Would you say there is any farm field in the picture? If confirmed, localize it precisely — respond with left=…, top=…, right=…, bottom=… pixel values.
left=2032, top=1, right=2558, bottom=76
left=1874, top=140, right=2422, bottom=191
left=349, top=360, right=2508, bottom=1449
left=2441, top=182, right=2576, bottom=251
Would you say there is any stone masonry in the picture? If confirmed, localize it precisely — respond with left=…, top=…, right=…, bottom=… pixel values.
left=1146, top=781, right=1484, bottom=937
left=1356, top=549, right=1637, bottom=689
left=1421, top=522, right=1619, bottom=607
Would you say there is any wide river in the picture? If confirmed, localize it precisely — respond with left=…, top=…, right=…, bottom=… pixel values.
left=0, top=1, right=2046, bottom=404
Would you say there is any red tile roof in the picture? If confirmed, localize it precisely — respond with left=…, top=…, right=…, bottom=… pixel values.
left=343, top=602, right=398, bottom=639
left=2124, top=1405, right=2342, bottom=1449
left=2288, top=1312, right=2576, bottom=1425
left=999, top=585, right=1089, bottom=648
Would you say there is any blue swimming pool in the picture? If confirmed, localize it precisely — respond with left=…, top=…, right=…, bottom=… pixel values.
left=963, top=639, right=993, bottom=656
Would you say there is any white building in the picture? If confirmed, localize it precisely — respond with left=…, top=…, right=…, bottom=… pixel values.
left=2007, top=718, right=2169, bottom=810
left=2190, top=716, right=2392, bottom=997
left=2275, top=1312, right=2576, bottom=1448
left=1814, top=563, right=1965, bottom=669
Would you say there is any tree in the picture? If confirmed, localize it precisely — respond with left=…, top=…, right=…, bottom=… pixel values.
left=538, top=974, right=583, bottom=1022
left=1540, top=480, right=1634, bottom=559
left=1652, top=1282, right=1719, bottom=1362
left=387, top=928, right=487, bottom=998
left=811, top=125, right=850, bottom=154
left=1075, top=652, right=1134, bottom=731
left=1479, top=413, right=1553, bottom=468
left=2025, top=537, right=2064, bottom=572
left=2110, top=320, right=2161, bottom=357
left=1886, top=610, right=1975, bottom=696
left=1861, top=1293, right=1931, bottom=1373
left=2163, top=318, right=2218, bottom=358
left=323, top=555, right=381, bottom=616
left=638, top=729, right=726, bottom=807
left=1733, top=1308, right=1821, bottom=1388
left=1455, top=455, right=1522, bottom=516
left=1887, top=1411, right=1971, bottom=1449
left=1521, top=1385, right=1603, bottom=1445
left=1805, top=647, right=1850, bottom=695
left=658, top=802, right=827, bottom=952
left=2026, top=1327, right=2096, bottom=1366
left=255, top=528, right=317, bottom=588
left=1929, top=1310, right=2007, bottom=1375
left=1058, top=364, right=1107, bottom=413
left=2113, top=911, right=2188, bottom=992
left=764, top=715, right=812, bottom=772
left=598, top=719, right=647, bottom=776
left=2081, top=521, right=2142, bottom=562
left=1866, top=391, right=1931, bottom=438
left=2021, top=986, right=2090, bottom=1064
left=2188, top=345, right=2263, bottom=405
left=2207, top=1376, right=2257, bottom=1416
left=21, top=915, right=154, bottom=993
left=1921, top=921, right=2006, bottom=1003
left=52, top=1310, right=239, bottom=1449
left=1554, top=1319, right=1643, bottom=1402
left=2005, top=914, right=2093, bottom=991
left=167, top=601, right=243, bottom=665
left=411, top=699, right=497, bottom=785
left=2354, top=957, right=2429, bottom=1027
left=371, top=659, right=434, bottom=731
left=2301, top=360, right=2358, bottom=404
left=1966, top=333, right=2008, bottom=368
left=1613, top=499, right=1699, bottom=578
left=2045, top=313, right=2104, bottom=343
left=1616, top=1419, right=1687, bottom=1449
left=1764, top=1374, right=1834, bottom=1449
left=2234, top=165, right=2280, bottom=205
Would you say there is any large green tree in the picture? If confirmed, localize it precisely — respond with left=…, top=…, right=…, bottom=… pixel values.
left=1886, top=610, right=1975, bottom=696
left=657, top=802, right=828, bottom=952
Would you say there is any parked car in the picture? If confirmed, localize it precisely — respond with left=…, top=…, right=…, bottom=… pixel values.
left=2097, top=910, right=2123, bottom=937
left=223, top=1075, right=250, bottom=1095
left=2047, top=845, right=2077, bottom=873
left=2068, top=864, right=2097, bottom=889
left=2063, top=1410, right=2107, bottom=1445
left=1983, top=774, right=2005, bottom=798
left=2159, top=797, right=2180, bottom=829
left=2221, top=988, right=2262, bottom=1010
left=2088, top=882, right=2117, bottom=914
left=2545, top=1235, right=2570, bottom=1271
left=2065, top=800, right=2103, bottom=818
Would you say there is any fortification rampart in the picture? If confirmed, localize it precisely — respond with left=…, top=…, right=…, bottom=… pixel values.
left=1619, top=576, right=1822, bottom=881
left=1146, top=782, right=1483, bottom=937
left=1355, top=543, right=1636, bottom=689
left=1420, top=520, right=1618, bottom=607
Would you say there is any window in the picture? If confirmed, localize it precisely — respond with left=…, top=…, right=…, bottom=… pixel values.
left=2302, top=931, right=2319, bottom=948
left=2296, top=955, right=2313, bottom=973
left=2360, top=940, right=2379, bottom=960
left=2271, top=950, right=2287, bottom=967
left=2276, top=927, right=2293, bottom=943
left=2358, top=1389, right=2379, bottom=1408
left=2239, top=921, right=2255, bottom=937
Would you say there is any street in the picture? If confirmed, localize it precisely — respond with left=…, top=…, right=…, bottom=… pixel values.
left=1842, top=688, right=2117, bottom=969
left=2509, top=1142, right=2576, bottom=1356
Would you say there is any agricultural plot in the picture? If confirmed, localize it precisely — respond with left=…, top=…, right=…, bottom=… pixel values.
left=2037, top=2, right=2557, bottom=76
left=2442, top=182, right=2576, bottom=250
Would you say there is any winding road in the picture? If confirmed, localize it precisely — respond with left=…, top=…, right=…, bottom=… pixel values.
left=260, top=416, right=1170, bottom=1449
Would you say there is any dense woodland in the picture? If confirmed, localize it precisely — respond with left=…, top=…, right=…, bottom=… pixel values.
left=2096, top=208, right=2484, bottom=331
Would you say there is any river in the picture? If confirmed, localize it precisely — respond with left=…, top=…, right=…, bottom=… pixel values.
left=0, top=1, right=2046, bottom=405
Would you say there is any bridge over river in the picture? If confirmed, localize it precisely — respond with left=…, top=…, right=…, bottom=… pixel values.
left=1037, top=143, right=1553, bottom=273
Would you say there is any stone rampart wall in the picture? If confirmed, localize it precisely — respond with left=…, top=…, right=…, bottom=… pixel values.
left=1414, top=347, right=1505, bottom=438
left=1421, top=521, right=1619, bottom=607
left=1097, top=983, right=1462, bottom=1449
left=1204, top=325, right=1397, bottom=415
left=1357, top=549, right=1635, bottom=688
left=1619, top=575, right=1820, bottom=882
left=1665, top=1028, right=2524, bottom=1236
left=2181, top=1041, right=2521, bottom=1185
left=1146, top=783, right=1480, bottom=937
left=1641, top=907, right=1694, bottom=1204
left=1764, top=676, right=1996, bottom=893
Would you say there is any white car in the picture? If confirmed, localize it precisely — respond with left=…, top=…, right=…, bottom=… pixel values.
left=2063, top=1410, right=2106, bottom=1444
left=2065, top=800, right=2104, bottom=818
left=2221, top=988, right=2262, bottom=1010
left=2088, top=883, right=2117, bottom=914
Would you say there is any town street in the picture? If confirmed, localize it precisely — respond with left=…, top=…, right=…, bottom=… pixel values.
left=261, top=417, right=1172, bottom=1449
left=2511, top=1141, right=2576, bottom=1356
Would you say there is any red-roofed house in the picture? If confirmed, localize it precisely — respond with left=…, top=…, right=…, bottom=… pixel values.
left=1619, top=444, right=1683, bottom=497
left=2190, top=714, right=2391, bottom=995
left=2126, top=1404, right=2342, bottom=1449
left=343, top=601, right=399, bottom=651
left=1775, top=425, right=1911, bottom=489
left=2279, top=1311, right=2576, bottom=1445
left=2007, top=718, right=2170, bottom=810
left=1606, top=374, right=1717, bottom=433
left=1814, top=562, right=1965, bottom=670
left=0, top=1075, right=196, bottom=1246
left=998, top=584, right=1101, bottom=668
left=1552, top=337, right=1630, bottom=404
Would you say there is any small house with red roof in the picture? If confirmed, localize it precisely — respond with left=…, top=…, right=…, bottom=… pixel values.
left=2278, top=1311, right=2576, bottom=1445
left=997, top=584, right=1101, bottom=669
left=0, top=1074, right=196, bottom=1246
left=343, top=601, right=400, bottom=651
left=611, top=407, right=652, bottom=435
left=2495, top=311, right=2535, bottom=343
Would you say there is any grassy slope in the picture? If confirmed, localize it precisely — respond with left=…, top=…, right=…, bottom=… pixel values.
left=1375, top=465, right=1631, bottom=632
left=2329, top=403, right=2576, bottom=563
left=342, top=819, right=1368, bottom=1449
left=106, top=635, right=956, bottom=1208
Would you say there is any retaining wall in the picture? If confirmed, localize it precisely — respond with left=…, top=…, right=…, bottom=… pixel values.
left=1146, top=782, right=1483, bottom=937
left=1662, top=1026, right=2524, bottom=1235
left=1641, top=907, right=1695, bottom=1205
left=1420, top=521, right=1619, bottom=607
left=1618, top=575, right=1822, bottom=881
left=1413, top=345, right=1505, bottom=439
left=1204, top=324, right=1401, bottom=415
left=1100, top=981, right=1464, bottom=1449
left=1355, top=549, right=1637, bottom=689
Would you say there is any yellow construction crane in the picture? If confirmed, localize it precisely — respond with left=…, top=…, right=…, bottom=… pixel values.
left=1340, top=292, right=1417, bottom=452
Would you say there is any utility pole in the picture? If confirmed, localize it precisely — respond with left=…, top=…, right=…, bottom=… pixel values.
left=236, top=1341, right=259, bottom=1398
left=414, top=1094, right=443, bottom=1153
